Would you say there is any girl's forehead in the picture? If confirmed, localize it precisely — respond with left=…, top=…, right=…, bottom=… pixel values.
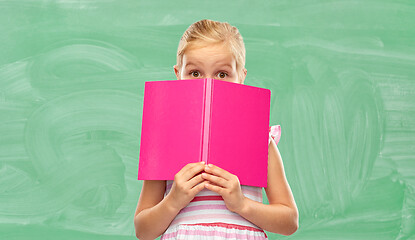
left=183, top=45, right=235, bottom=65
left=187, top=42, right=232, bottom=54
left=182, top=54, right=236, bottom=69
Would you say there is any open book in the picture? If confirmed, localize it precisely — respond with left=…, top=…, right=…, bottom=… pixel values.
left=137, top=78, right=271, bottom=187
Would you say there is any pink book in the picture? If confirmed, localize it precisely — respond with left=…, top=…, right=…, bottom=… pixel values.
left=137, top=78, right=271, bottom=187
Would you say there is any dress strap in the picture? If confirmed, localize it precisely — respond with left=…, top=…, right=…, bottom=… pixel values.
left=269, top=125, right=281, bottom=145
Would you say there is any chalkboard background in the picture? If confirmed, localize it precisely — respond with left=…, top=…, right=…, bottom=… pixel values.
left=1, top=1, right=414, bottom=239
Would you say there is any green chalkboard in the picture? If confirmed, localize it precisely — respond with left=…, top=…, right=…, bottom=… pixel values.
left=1, top=1, right=414, bottom=239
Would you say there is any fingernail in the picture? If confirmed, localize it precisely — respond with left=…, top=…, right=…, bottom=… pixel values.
left=208, top=164, right=212, bottom=167
left=201, top=161, right=205, bottom=164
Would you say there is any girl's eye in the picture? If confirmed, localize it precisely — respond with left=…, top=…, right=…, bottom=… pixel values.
left=217, top=72, right=228, bottom=78
left=191, top=71, right=200, bottom=78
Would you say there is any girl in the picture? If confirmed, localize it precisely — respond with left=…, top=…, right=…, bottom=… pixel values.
left=134, top=19, right=298, bottom=240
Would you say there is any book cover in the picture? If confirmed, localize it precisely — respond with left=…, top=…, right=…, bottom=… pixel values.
left=137, top=78, right=271, bottom=187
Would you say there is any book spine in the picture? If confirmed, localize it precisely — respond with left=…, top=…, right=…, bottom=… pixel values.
left=201, top=78, right=213, bottom=165
left=200, top=79, right=206, bottom=164
left=207, top=79, right=214, bottom=165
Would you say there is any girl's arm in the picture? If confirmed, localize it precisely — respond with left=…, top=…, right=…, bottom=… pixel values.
left=241, top=138, right=298, bottom=235
left=203, top=138, right=299, bottom=236
left=134, top=180, right=177, bottom=240
left=134, top=162, right=206, bottom=240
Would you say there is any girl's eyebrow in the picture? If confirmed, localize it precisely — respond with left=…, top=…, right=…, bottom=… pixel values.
left=219, top=64, right=233, bottom=69
left=185, top=61, right=203, bottom=68
left=214, top=64, right=233, bottom=72
left=214, top=61, right=233, bottom=69
left=185, top=63, right=196, bottom=68
left=185, top=62, right=233, bottom=70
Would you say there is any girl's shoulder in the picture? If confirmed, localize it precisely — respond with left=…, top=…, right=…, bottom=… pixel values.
left=269, top=124, right=281, bottom=146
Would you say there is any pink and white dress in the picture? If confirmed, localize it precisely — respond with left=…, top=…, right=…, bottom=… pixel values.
left=160, top=125, right=281, bottom=240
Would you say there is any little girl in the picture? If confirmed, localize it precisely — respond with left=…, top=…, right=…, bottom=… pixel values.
left=134, top=19, right=298, bottom=240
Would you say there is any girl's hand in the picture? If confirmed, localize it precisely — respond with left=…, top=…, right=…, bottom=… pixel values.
left=202, top=164, right=247, bottom=213
left=167, top=162, right=206, bottom=211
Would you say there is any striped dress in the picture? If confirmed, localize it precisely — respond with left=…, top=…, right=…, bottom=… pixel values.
left=160, top=125, right=281, bottom=240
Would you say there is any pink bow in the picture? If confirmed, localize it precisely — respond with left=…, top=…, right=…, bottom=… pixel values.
left=269, top=125, right=281, bottom=145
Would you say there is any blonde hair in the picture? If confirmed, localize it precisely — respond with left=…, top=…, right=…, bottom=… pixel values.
left=176, top=19, right=246, bottom=82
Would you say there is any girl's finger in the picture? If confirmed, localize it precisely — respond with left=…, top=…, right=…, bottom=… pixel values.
left=204, top=181, right=224, bottom=195
left=188, top=173, right=205, bottom=189
left=190, top=180, right=206, bottom=195
left=202, top=173, right=229, bottom=188
left=181, top=162, right=206, bottom=181
left=204, top=164, right=232, bottom=180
